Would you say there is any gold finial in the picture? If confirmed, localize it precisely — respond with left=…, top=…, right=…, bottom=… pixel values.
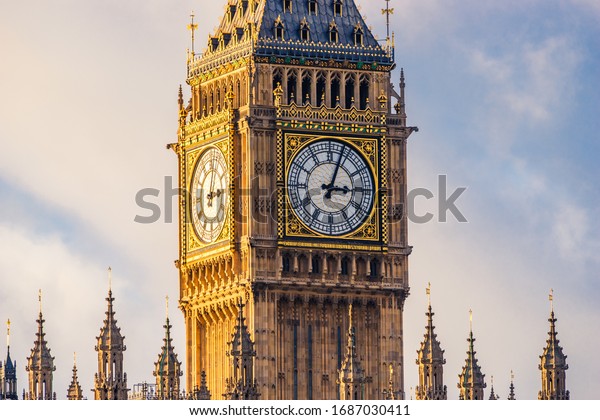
left=549, top=288, right=554, bottom=312
left=74, top=352, right=77, bottom=366
left=426, top=282, right=431, bottom=306
left=38, top=289, right=42, bottom=313
left=6, top=319, right=10, bottom=347
left=166, top=295, right=169, bottom=319
left=187, top=11, right=198, bottom=56
left=108, top=267, right=112, bottom=292
left=469, top=309, right=473, bottom=332
left=511, top=370, right=515, bottom=381
left=381, top=0, right=395, bottom=41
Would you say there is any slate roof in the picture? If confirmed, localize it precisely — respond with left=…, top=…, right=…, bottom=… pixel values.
left=203, top=0, right=392, bottom=65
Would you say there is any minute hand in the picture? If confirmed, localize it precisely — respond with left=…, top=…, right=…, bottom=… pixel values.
left=322, top=145, right=346, bottom=199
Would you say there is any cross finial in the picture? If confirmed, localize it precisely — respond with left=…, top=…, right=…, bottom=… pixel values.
left=511, top=370, right=515, bottom=381
left=108, top=267, right=112, bottom=292
left=469, top=309, right=473, bottom=332
left=187, top=11, right=198, bottom=56
left=426, top=282, right=431, bottom=306
left=38, top=289, right=42, bottom=313
left=381, top=0, right=395, bottom=41
left=549, top=288, right=554, bottom=312
left=166, top=295, right=169, bottom=319
left=74, top=351, right=77, bottom=366
left=6, top=319, right=10, bottom=347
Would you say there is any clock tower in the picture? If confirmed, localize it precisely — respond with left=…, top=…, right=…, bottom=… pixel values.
left=172, top=0, right=416, bottom=400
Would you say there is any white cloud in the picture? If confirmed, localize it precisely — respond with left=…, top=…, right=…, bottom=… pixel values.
left=469, top=36, right=581, bottom=124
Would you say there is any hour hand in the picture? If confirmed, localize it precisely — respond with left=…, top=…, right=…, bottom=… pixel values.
left=325, top=185, right=350, bottom=199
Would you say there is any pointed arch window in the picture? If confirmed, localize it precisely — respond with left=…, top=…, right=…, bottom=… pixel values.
left=284, top=0, right=293, bottom=13
left=334, top=0, right=343, bottom=16
left=300, top=19, right=310, bottom=42
left=329, top=21, right=339, bottom=43
left=354, top=25, right=364, bottom=46
left=274, top=17, right=285, bottom=40
left=308, top=0, right=318, bottom=15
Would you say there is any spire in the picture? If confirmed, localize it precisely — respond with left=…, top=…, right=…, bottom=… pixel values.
left=508, top=370, right=516, bottom=400
left=154, top=296, right=183, bottom=400
left=415, top=283, right=447, bottom=400
left=93, top=268, right=129, bottom=400
left=2, top=318, right=18, bottom=400
left=488, top=376, right=498, bottom=400
left=458, top=310, right=486, bottom=400
left=67, top=353, right=83, bottom=400
left=193, top=371, right=211, bottom=400
left=24, top=290, right=56, bottom=400
left=538, top=290, right=569, bottom=400
left=338, top=304, right=368, bottom=400
left=224, top=299, right=259, bottom=400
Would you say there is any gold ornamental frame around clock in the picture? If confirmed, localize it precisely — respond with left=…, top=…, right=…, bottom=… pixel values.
left=281, top=133, right=381, bottom=242
left=186, top=138, right=231, bottom=252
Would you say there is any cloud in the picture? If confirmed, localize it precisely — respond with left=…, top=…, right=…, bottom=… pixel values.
left=469, top=36, right=582, bottom=124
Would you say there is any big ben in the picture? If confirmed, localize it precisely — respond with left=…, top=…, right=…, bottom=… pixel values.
left=171, top=0, right=416, bottom=400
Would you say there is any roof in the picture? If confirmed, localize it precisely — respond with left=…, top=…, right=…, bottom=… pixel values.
left=198, top=0, right=392, bottom=69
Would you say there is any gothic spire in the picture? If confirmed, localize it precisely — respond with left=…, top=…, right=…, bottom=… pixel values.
left=67, top=353, right=83, bottom=400
left=488, top=376, right=498, bottom=400
left=93, top=268, right=129, bottom=400
left=1, top=319, right=18, bottom=400
left=457, top=310, right=486, bottom=400
left=508, top=370, right=516, bottom=400
left=338, top=304, right=368, bottom=400
left=194, top=371, right=212, bottom=400
left=224, top=299, right=259, bottom=400
left=24, top=290, right=56, bottom=400
left=154, top=296, right=183, bottom=400
left=415, top=283, right=447, bottom=400
left=538, top=290, right=569, bottom=400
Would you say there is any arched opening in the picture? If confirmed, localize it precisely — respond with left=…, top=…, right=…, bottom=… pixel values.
left=287, top=70, right=298, bottom=104
left=273, top=68, right=283, bottom=95
left=327, top=256, right=337, bottom=275
left=345, top=74, right=356, bottom=109
left=331, top=73, right=341, bottom=107
left=369, top=258, right=379, bottom=279
left=282, top=254, right=291, bottom=273
left=316, top=72, right=327, bottom=106
left=341, top=256, right=350, bottom=276
left=311, top=255, right=320, bottom=274
left=359, top=75, right=370, bottom=110
left=334, top=0, right=343, bottom=17
left=302, top=71, right=312, bottom=105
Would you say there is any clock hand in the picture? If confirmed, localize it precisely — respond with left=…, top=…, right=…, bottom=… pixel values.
left=207, top=152, right=217, bottom=207
left=322, top=145, right=346, bottom=199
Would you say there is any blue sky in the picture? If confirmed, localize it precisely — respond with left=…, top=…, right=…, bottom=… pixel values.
left=0, top=0, right=599, bottom=400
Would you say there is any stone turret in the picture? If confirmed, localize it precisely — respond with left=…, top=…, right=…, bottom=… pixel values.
left=415, top=284, right=447, bottom=400
left=538, top=291, right=569, bottom=400
left=24, top=291, right=56, bottom=400
left=338, top=304, right=368, bottom=400
left=154, top=297, right=183, bottom=400
left=458, top=311, right=486, bottom=400
left=224, top=300, right=259, bottom=400
left=67, top=353, right=83, bottom=400
left=1, top=319, right=18, bottom=400
left=93, top=268, right=129, bottom=400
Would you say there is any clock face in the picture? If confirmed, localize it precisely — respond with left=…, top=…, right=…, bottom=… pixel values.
left=191, top=147, right=229, bottom=243
left=287, top=139, right=375, bottom=236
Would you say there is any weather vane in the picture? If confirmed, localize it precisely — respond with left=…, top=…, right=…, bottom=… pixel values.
left=382, top=0, right=395, bottom=41
left=188, top=11, right=199, bottom=56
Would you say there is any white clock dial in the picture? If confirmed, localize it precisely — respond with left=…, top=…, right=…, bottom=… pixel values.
left=287, top=139, right=375, bottom=236
left=191, top=147, right=229, bottom=243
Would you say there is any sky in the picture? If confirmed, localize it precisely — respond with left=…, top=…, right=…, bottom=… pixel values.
left=0, top=0, right=599, bottom=400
